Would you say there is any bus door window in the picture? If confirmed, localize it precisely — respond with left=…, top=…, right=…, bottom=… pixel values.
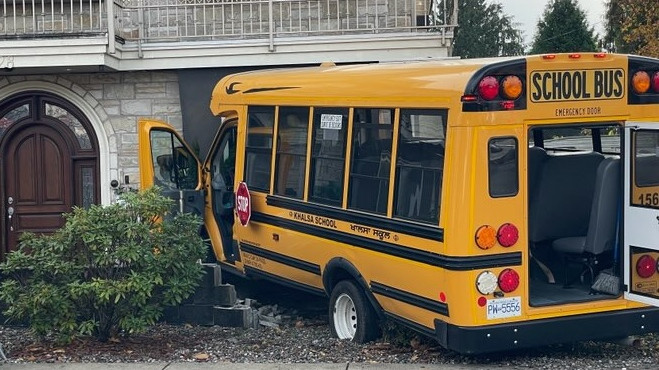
left=245, top=106, right=275, bottom=192
left=150, top=130, right=198, bottom=190
left=275, top=107, right=310, bottom=199
left=210, top=125, right=237, bottom=262
left=489, top=137, right=519, bottom=197
left=393, top=109, right=447, bottom=224
left=348, top=108, right=393, bottom=214
left=309, top=108, right=349, bottom=206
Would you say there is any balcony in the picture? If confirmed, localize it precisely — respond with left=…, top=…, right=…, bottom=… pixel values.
left=0, top=0, right=456, bottom=72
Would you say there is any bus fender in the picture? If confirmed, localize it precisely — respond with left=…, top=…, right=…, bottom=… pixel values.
left=322, top=257, right=385, bottom=320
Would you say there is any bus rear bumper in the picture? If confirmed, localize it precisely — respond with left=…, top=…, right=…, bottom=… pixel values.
left=434, top=306, right=659, bottom=354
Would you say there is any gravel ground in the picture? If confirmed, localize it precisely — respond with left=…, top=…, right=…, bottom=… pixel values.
left=1, top=277, right=658, bottom=369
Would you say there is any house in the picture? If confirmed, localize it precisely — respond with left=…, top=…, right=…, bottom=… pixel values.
left=0, top=0, right=456, bottom=259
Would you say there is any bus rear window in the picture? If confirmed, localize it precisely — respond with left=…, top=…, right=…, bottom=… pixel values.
left=489, top=137, right=519, bottom=197
left=634, top=130, right=659, bottom=188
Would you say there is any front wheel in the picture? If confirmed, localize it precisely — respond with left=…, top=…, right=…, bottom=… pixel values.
left=328, top=280, right=379, bottom=343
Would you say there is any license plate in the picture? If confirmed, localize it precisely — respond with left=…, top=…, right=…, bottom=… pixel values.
left=486, top=296, right=522, bottom=319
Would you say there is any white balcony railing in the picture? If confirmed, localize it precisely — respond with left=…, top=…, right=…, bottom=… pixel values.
left=0, top=0, right=107, bottom=35
left=1, top=0, right=456, bottom=44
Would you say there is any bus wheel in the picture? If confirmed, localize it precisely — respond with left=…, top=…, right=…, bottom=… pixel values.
left=329, top=280, right=379, bottom=343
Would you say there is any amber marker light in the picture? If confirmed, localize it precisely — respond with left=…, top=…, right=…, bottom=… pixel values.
left=475, top=225, right=497, bottom=249
left=501, top=75, right=523, bottom=100
left=632, top=71, right=651, bottom=94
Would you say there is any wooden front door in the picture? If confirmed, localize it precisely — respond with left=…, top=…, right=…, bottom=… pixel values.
left=3, top=124, right=73, bottom=252
left=0, top=92, right=100, bottom=260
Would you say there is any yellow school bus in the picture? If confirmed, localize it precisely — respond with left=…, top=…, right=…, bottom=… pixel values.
left=138, top=53, right=659, bottom=354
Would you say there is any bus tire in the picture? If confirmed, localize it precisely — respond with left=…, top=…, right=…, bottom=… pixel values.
left=329, top=280, right=379, bottom=343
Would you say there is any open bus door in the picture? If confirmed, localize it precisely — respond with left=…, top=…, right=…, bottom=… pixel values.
left=624, top=122, right=659, bottom=306
left=137, top=119, right=205, bottom=217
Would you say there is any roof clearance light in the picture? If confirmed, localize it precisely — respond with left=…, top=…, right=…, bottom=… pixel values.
left=475, top=225, right=497, bottom=249
left=568, top=53, right=582, bottom=59
left=632, top=71, right=651, bottom=94
left=501, top=75, right=523, bottom=100
left=498, top=269, right=520, bottom=293
left=653, top=71, right=659, bottom=93
left=476, top=271, right=498, bottom=295
left=594, top=53, right=607, bottom=58
left=497, top=223, right=519, bottom=247
left=542, top=54, right=556, bottom=60
left=636, top=255, right=656, bottom=278
left=478, top=76, right=499, bottom=100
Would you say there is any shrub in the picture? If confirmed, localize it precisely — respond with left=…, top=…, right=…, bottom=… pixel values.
left=0, top=187, right=207, bottom=343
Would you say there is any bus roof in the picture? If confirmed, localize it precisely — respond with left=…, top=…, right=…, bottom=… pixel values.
left=210, top=56, right=522, bottom=114
left=209, top=53, right=659, bottom=120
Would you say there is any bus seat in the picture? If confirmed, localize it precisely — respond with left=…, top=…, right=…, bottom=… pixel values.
left=528, top=152, right=604, bottom=244
left=552, top=158, right=620, bottom=284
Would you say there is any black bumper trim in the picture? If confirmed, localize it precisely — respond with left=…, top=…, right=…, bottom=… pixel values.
left=434, top=307, right=659, bottom=354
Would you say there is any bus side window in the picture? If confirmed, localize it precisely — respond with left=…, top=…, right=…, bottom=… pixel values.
left=348, top=108, right=393, bottom=214
left=393, top=109, right=446, bottom=224
left=245, top=106, right=275, bottom=192
left=309, top=107, right=349, bottom=206
left=275, top=107, right=309, bottom=199
left=489, top=137, right=519, bottom=197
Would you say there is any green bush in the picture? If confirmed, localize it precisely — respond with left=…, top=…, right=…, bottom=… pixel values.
left=0, top=187, right=206, bottom=343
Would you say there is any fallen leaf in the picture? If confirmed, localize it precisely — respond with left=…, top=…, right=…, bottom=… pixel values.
left=193, top=352, right=209, bottom=361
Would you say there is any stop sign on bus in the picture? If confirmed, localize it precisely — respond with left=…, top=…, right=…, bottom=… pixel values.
left=235, top=181, right=251, bottom=226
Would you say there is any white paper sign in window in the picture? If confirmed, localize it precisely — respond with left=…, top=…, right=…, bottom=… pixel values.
left=320, top=114, right=343, bottom=130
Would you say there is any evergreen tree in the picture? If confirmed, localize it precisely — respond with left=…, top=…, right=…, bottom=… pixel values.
left=530, top=0, right=597, bottom=54
left=604, top=0, right=658, bottom=57
left=451, top=0, right=524, bottom=58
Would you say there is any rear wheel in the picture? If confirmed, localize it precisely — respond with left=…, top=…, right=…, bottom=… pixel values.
left=329, top=280, right=379, bottom=343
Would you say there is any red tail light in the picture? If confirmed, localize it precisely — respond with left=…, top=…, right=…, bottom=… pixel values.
left=498, top=269, right=520, bottom=293
left=497, top=223, right=519, bottom=247
left=478, top=76, right=499, bottom=100
left=636, top=255, right=657, bottom=278
left=653, top=71, right=659, bottom=93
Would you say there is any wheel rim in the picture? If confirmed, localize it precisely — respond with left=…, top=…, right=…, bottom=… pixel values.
left=333, top=292, right=357, bottom=339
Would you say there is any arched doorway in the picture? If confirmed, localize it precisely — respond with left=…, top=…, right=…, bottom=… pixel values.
left=0, top=92, right=100, bottom=260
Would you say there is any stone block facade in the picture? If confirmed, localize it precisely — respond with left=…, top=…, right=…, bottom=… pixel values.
left=0, top=71, right=182, bottom=203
